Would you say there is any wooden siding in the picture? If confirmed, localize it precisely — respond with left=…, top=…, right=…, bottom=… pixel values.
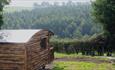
left=0, top=30, right=54, bottom=70
left=0, top=43, right=26, bottom=70
left=26, top=31, right=54, bottom=70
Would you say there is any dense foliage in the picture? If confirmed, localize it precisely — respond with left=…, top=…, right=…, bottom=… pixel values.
left=2, top=2, right=103, bottom=38
left=92, top=0, right=115, bottom=55
left=51, top=33, right=108, bottom=56
left=0, top=0, right=10, bottom=28
left=2, top=1, right=112, bottom=56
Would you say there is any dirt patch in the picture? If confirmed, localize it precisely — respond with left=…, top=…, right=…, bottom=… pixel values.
left=40, top=57, right=112, bottom=70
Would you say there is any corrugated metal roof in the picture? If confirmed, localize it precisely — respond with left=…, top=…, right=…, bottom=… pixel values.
left=0, top=29, right=42, bottom=43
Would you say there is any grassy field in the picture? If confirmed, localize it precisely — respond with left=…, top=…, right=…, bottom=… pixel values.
left=52, top=53, right=115, bottom=70
left=53, top=61, right=115, bottom=70
left=54, top=52, right=109, bottom=61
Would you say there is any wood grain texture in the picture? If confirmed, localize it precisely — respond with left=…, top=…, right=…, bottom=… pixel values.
left=0, top=43, right=26, bottom=70
left=0, top=30, right=54, bottom=70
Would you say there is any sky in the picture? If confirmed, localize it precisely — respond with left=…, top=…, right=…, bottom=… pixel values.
left=8, top=0, right=92, bottom=7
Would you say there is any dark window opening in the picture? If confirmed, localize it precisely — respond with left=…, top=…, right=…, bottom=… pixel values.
left=40, top=38, right=47, bottom=49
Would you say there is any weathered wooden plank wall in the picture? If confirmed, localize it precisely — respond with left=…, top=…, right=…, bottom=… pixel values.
left=0, top=43, right=26, bottom=70
left=0, top=30, right=54, bottom=70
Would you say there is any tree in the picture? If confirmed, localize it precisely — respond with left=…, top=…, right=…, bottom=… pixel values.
left=3, top=2, right=103, bottom=38
left=92, top=0, right=115, bottom=55
left=0, top=0, right=10, bottom=28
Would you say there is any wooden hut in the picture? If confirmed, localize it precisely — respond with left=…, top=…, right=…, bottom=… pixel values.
left=0, top=29, right=54, bottom=70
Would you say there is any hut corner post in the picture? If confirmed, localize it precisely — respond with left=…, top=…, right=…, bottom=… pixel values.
left=48, top=47, right=54, bottom=63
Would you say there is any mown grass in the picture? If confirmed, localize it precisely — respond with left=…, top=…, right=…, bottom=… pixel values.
left=53, top=61, right=115, bottom=70
left=53, top=52, right=115, bottom=70
left=54, top=52, right=83, bottom=58
left=54, top=52, right=109, bottom=61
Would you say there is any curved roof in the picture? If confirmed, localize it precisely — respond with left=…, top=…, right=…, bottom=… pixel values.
left=0, top=29, right=42, bottom=43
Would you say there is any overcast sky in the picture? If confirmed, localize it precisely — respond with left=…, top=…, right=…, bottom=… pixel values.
left=8, top=0, right=91, bottom=7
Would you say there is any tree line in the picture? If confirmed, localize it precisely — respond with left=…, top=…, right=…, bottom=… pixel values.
left=1, top=0, right=114, bottom=56
left=0, top=0, right=10, bottom=29
left=2, top=2, right=103, bottom=38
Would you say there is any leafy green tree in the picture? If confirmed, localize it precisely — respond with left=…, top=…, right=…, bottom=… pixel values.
left=0, top=0, right=10, bottom=28
left=92, top=0, right=115, bottom=55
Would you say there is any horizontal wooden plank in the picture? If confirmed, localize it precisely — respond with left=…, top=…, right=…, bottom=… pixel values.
left=0, top=68, right=19, bottom=70
left=27, top=46, right=40, bottom=52
left=0, top=61, right=25, bottom=64
left=0, top=44, right=25, bottom=48
left=0, top=45, right=25, bottom=55
left=0, top=54, right=25, bottom=62
left=0, top=51, right=25, bottom=55
left=0, top=46, right=25, bottom=50
left=0, top=64, right=25, bottom=70
left=26, top=41, right=40, bottom=45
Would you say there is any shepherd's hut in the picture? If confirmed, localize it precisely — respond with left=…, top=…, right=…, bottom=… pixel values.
left=0, top=29, right=54, bottom=70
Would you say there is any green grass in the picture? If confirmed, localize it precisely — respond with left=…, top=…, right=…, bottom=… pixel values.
left=53, top=53, right=115, bottom=70
left=54, top=52, right=82, bottom=58
left=54, top=52, right=109, bottom=61
left=53, top=61, right=115, bottom=70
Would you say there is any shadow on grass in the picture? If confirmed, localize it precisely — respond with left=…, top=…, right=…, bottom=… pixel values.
left=52, top=67, right=64, bottom=70
left=112, top=64, right=115, bottom=66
